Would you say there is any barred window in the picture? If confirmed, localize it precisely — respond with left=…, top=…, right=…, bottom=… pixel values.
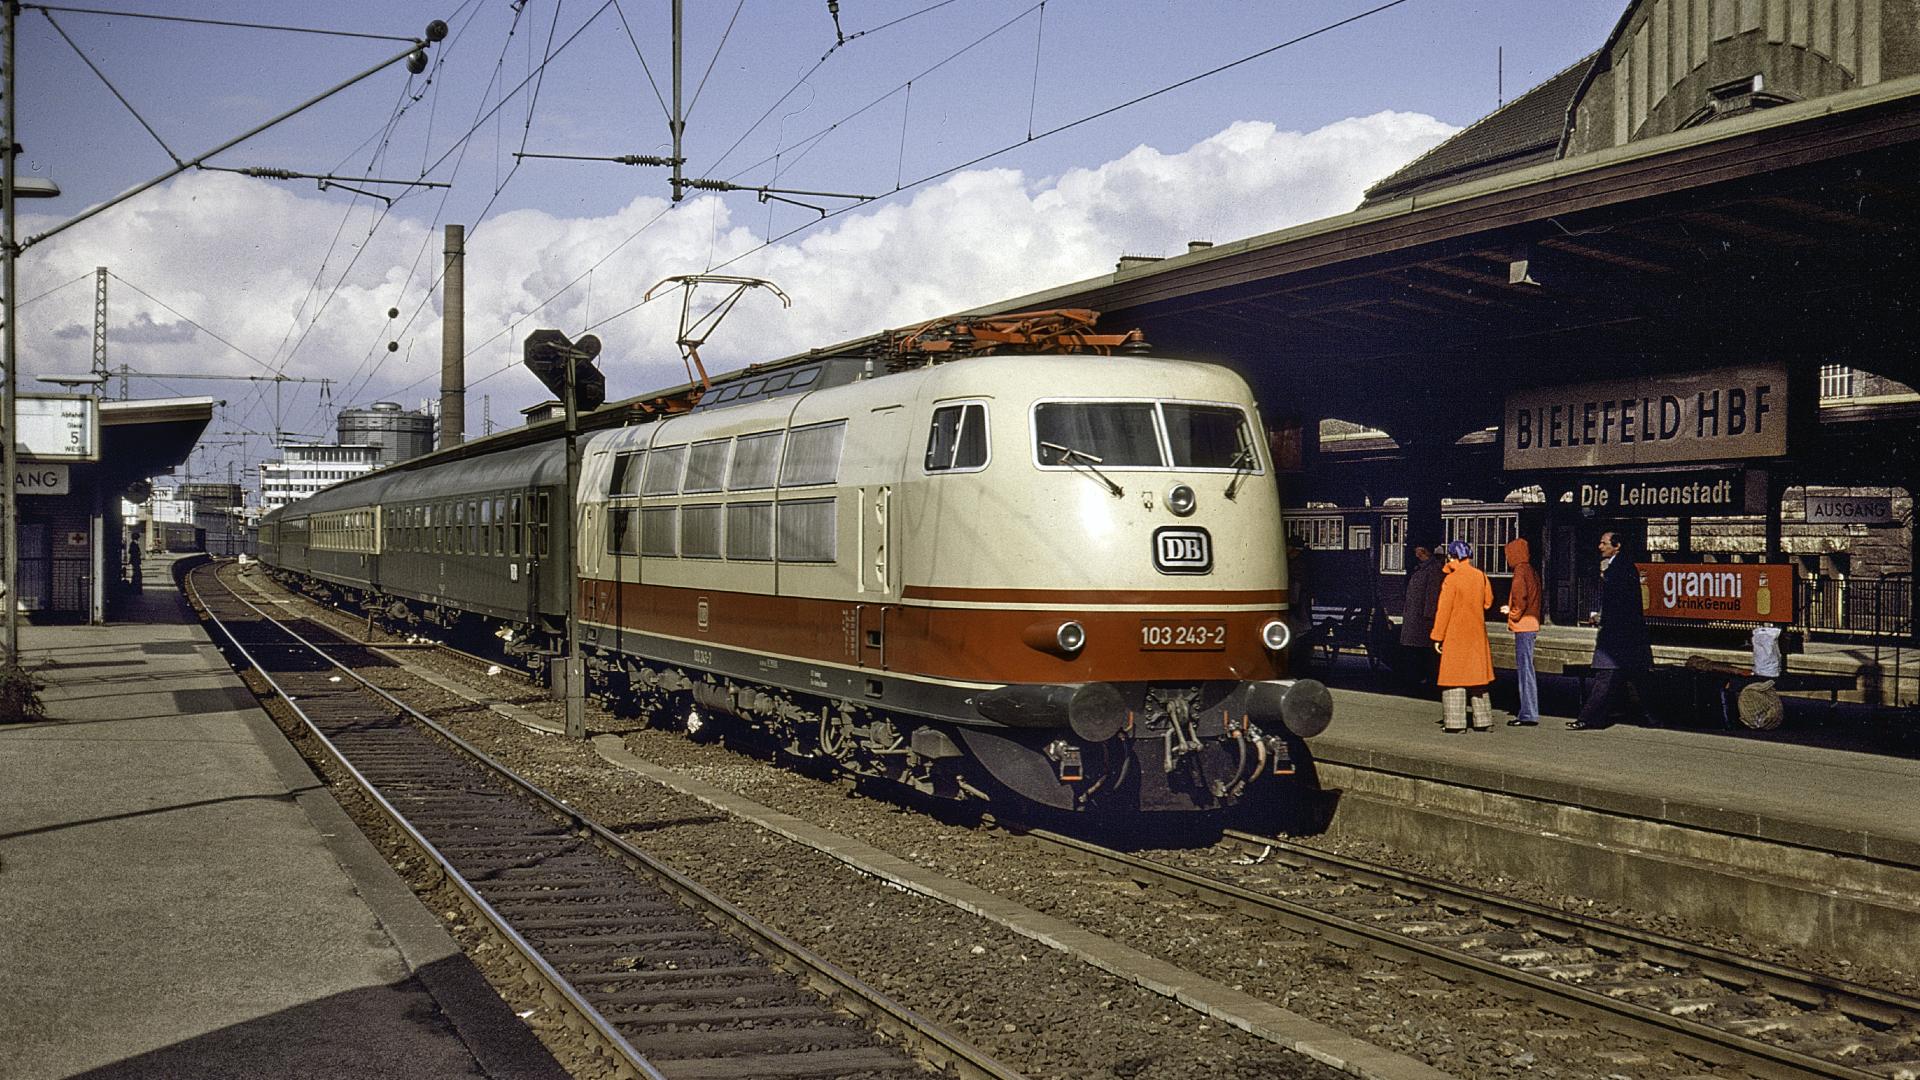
left=610, top=451, right=645, bottom=496
left=1819, top=364, right=1855, bottom=400
left=643, top=446, right=686, bottom=495
left=780, top=422, right=845, bottom=487
left=684, top=440, right=730, bottom=493
left=777, top=498, right=837, bottom=562
left=1380, top=514, right=1408, bottom=573
left=726, top=502, right=774, bottom=560
left=609, top=508, right=641, bottom=555
left=640, top=507, right=677, bottom=556
left=728, top=431, right=783, bottom=490
left=1445, top=513, right=1519, bottom=574
left=681, top=504, right=723, bottom=559
left=1285, top=516, right=1343, bottom=550
left=925, top=403, right=989, bottom=472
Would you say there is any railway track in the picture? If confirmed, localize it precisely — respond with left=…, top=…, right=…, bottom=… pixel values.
left=1024, top=824, right=1920, bottom=1080
left=188, top=561, right=1023, bottom=1080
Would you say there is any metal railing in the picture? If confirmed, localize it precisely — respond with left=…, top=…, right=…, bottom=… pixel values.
left=1796, top=573, right=1913, bottom=641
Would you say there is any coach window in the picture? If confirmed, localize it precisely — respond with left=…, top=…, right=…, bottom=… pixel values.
left=681, top=504, right=723, bottom=558
left=510, top=496, right=522, bottom=556
left=925, top=402, right=989, bottom=472
left=684, top=439, right=730, bottom=494
left=610, top=451, right=644, bottom=496
left=777, top=498, right=837, bottom=562
left=493, top=497, right=506, bottom=554
left=728, top=431, right=783, bottom=490
left=1034, top=402, right=1162, bottom=467
left=643, top=446, right=687, bottom=495
left=640, top=506, right=677, bottom=556
left=610, top=507, right=641, bottom=556
left=779, top=421, right=846, bottom=487
left=480, top=499, right=493, bottom=555
left=726, top=501, right=774, bottom=561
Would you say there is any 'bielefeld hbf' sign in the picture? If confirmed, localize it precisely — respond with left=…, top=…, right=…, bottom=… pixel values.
left=1504, top=363, right=1786, bottom=470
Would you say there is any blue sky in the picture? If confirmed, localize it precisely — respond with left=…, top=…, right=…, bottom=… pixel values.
left=11, top=1, right=1625, bottom=497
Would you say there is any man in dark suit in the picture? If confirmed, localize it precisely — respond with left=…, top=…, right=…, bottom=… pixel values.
left=1569, top=530, right=1656, bottom=730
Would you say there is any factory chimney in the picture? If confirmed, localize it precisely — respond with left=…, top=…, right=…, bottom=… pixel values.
left=439, top=224, right=465, bottom=449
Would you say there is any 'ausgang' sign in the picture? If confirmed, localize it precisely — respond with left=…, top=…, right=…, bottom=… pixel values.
left=1637, top=562, right=1793, bottom=624
left=1505, top=363, right=1787, bottom=469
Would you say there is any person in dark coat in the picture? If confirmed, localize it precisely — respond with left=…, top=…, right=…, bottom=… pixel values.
left=1570, top=530, right=1656, bottom=730
left=1398, top=544, right=1444, bottom=685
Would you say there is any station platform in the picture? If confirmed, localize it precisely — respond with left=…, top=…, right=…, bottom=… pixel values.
left=0, top=557, right=566, bottom=1080
left=1302, top=660, right=1920, bottom=971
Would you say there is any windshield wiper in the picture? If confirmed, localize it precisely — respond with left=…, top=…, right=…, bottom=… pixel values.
left=1225, top=446, right=1255, bottom=500
left=1040, top=441, right=1124, bottom=497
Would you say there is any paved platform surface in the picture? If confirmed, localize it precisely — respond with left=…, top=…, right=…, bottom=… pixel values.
left=0, top=559, right=567, bottom=1080
left=1312, top=662, right=1920, bottom=867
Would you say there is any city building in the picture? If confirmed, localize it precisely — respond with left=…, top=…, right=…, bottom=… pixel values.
left=336, top=401, right=434, bottom=465
left=258, top=443, right=381, bottom=512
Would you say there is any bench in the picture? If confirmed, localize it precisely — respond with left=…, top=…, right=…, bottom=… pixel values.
left=1302, top=604, right=1382, bottom=671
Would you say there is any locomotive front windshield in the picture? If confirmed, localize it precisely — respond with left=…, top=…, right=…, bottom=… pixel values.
left=1034, top=401, right=1257, bottom=470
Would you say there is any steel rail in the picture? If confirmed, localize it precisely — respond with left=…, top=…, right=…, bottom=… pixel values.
left=187, top=566, right=669, bottom=1080
left=194, top=563, right=1025, bottom=1080
left=1216, top=828, right=1919, bottom=1029
left=1023, top=824, right=1914, bottom=1080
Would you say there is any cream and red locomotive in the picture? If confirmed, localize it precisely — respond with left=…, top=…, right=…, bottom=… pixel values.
left=260, top=312, right=1330, bottom=812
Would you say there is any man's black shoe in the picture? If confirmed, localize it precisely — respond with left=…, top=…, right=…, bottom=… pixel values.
left=1507, top=719, right=1538, bottom=726
left=1565, top=721, right=1611, bottom=731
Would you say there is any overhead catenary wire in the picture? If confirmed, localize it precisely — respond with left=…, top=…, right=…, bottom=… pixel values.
left=23, top=4, right=423, bottom=42
left=41, top=10, right=182, bottom=166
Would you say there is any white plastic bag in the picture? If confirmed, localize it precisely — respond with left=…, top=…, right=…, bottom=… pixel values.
left=1750, top=626, right=1783, bottom=678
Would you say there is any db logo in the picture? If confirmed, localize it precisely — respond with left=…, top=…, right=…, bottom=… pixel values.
left=1153, top=527, right=1212, bottom=575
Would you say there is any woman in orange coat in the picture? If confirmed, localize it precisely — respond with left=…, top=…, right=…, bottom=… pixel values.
left=1430, top=540, right=1495, bottom=732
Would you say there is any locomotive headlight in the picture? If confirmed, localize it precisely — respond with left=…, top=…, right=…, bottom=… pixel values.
left=1166, top=483, right=1197, bottom=517
left=1056, top=620, right=1087, bottom=654
left=1022, top=619, right=1087, bottom=657
left=1260, top=618, right=1292, bottom=652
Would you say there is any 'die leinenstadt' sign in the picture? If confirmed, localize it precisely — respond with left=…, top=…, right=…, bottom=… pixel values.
left=1504, top=363, right=1786, bottom=470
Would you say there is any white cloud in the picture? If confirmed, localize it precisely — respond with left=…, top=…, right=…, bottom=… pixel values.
left=15, top=109, right=1452, bottom=481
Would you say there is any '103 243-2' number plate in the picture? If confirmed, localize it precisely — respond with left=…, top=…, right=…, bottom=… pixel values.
left=1139, top=620, right=1227, bottom=650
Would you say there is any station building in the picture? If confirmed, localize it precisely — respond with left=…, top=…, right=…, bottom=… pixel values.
left=10, top=395, right=212, bottom=622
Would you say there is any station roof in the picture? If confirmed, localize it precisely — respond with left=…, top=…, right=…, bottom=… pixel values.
left=99, top=396, right=214, bottom=487
left=941, top=73, right=1920, bottom=447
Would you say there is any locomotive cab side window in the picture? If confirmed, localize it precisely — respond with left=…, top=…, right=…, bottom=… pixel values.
left=925, top=402, right=989, bottom=472
left=1162, top=403, right=1259, bottom=470
left=1034, top=402, right=1162, bottom=467
left=1033, top=400, right=1259, bottom=472
left=684, top=440, right=730, bottom=494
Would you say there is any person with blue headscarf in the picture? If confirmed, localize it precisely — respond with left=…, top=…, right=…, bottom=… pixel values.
left=1430, top=539, right=1495, bottom=732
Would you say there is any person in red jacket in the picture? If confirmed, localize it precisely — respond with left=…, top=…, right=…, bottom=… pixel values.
left=1501, top=536, right=1543, bottom=726
left=1431, top=540, right=1495, bottom=732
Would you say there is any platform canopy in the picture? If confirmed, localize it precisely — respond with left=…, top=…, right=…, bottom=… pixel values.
left=99, top=397, right=215, bottom=489
left=959, top=75, right=1920, bottom=449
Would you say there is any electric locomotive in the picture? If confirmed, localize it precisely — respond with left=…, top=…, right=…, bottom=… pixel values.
left=259, top=310, right=1330, bottom=813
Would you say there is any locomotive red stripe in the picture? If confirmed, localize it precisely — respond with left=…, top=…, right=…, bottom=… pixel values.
left=899, top=584, right=1288, bottom=606
left=580, top=578, right=1292, bottom=685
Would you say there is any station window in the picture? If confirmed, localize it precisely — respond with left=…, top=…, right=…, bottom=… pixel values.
left=925, top=403, right=989, bottom=472
left=780, top=422, right=846, bottom=487
left=777, top=498, right=837, bottom=562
